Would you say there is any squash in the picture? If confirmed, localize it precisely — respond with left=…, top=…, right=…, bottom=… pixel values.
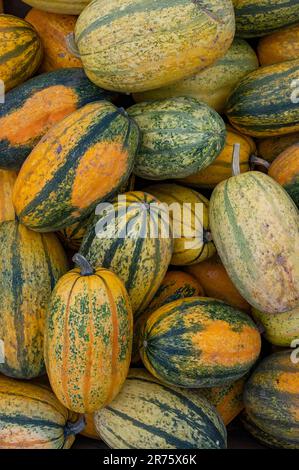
left=258, top=23, right=299, bottom=66
left=22, top=1, right=91, bottom=15
left=0, top=14, right=43, bottom=92
left=185, top=255, right=251, bottom=313
left=57, top=217, right=89, bottom=251
left=244, top=350, right=299, bottom=448
left=0, top=375, right=84, bottom=449
left=226, top=60, right=299, bottom=137
left=210, top=167, right=299, bottom=314
left=25, top=9, right=82, bottom=72
left=133, top=39, right=258, bottom=114
left=95, top=368, right=227, bottom=449
left=128, top=97, right=226, bottom=180
left=81, top=414, right=101, bottom=441
left=74, top=0, right=235, bottom=93
left=0, top=220, right=68, bottom=379
left=80, top=191, right=173, bottom=315
left=252, top=306, right=299, bottom=347
left=139, top=297, right=261, bottom=388
left=268, top=143, right=299, bottom=207
left=257, top=132, right=299, bottom=163
left=0, top=68, right=117, bottom=171
left=233, top=0, right=299, bottom=38
left=13, top=101, right=139, bottom=232
left=145, top=184, right=216, bottom=266
left=44, top=254, right=133, bottom=413
left=0, top=170, right=17, bottom=223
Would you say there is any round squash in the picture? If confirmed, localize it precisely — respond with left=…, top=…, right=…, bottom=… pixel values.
left=244, top=350, right=299, bottom=448
left=226, top=60, right=299, bottom=137
left=80, top=191, right=173, bottom=315
left=0, top=375, right=84, bottom=449
left=257, top=132, right=299, bottom=163
left=145, top=184, right=216, bottom=266
left=258, top=23, right=299, bottom=66
left=0, top=14, right=43, bottom=92
left=133, top=39, right=258, bottom=114
left=128, top=97, right=226, bottom=180
left=0, top=68, right=117, bottom=171
left=0, top=220, right=69, bottom=379
left=22, top=1, right=91, bottom=15
left=185, top=255, right=251, bottom=313
left=74, top=0, right=235, bottom=93
left=0, top=170, right=17, bottom=223
left=44, top=254, right=133, bottom=414
left=13, top=101, right=139, bottom=232
left=95, top=368, right=227, bottom=449
left=210, top=171, right=299, bottom=314
left=25, top=9, right=82, bottom=72
left=252, top=306, right=299, bottom=347
left=140, top=297, right=261, bottom=388
left=268, top=143, right=299, bottom=207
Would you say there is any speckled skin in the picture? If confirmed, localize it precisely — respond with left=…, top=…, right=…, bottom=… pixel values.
left=269, top=143, right=299, bottom=208
left=252, top=306, right=299, bottom=347
left=22, top=0, right=90, bottom=14
left=0, top=169, right=17, bottom=222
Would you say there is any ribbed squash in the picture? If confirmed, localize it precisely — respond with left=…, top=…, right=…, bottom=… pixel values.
left=252, top=306, right=299, bottom=347
left=0, top=376, right=85, bottom=449
left=0, top=14, right=43, bottom=92
left=258, top=23, right=299, bottom=66
left=145, top=184, right=216, bottom=266
left=233, top=0, right=299, bottom=37
left=269, top=144, right=299, bottom=207
left=210, top=171, right=299, bottom=314
left=185, top=255, right=251, bottom=313
left=244, top=350, right=299, bottom=448
left=95, top=369, right=227, bottom=449
left=22, top=1, right=91, bottom=15
left=133, top=39, right=258, bottom=114
left=179, top=128, right=255, bottom=189
left=226, top=60, right=299, bottom=137
left=0, top=68, right=117, bottom=171
left=140, top=297, right=261, bottom=388
left=25, top=9, right=82, bottom=72
left=75, top=0, right=235, bottom=93
left=13, top=101, right=139, bottom=232
left=257, top=132, right=299, bottom=162
left=128, top=97, right=226, bottom=180
left=57, top=217, right=89, bottom=251
left=0, top=170, right=17, bottom=223
left=44, top=254, right=133, bottom=413
left=80, top=191, right=173, bottom=315
left=0, top=220, right=68, bottom=379
left=81, top=414, right=101, bottom=441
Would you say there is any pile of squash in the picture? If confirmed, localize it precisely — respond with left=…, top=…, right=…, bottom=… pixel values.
left=0, top=0, right=298, bottom=450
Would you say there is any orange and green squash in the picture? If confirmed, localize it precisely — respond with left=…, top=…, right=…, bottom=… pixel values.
left=268, top=143, right=299, bottom=207
left=257, top=132, right=299, bottom=163
left=0, top=170, right=17, bottom=223
left=252, top=306, right=299, bottom=347
left=57, top=217, right=89, bottom=251
left=258, top=23, right=299, bottom=66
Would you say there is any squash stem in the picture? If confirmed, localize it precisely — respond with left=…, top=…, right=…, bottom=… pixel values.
left=65, top=33, right=81, bottom=58
left=72, top=253, right=94, bottom=276
left=64, top=415, right=86, bottom=437
left=203, top=229, right=213, bottom=243
left=250, top=154, right=270, bottom=171
left=232, top=143, right=241, bottom=176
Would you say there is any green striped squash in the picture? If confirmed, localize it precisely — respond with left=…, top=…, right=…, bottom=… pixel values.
left=226, top=60, right=299, bottom=137
left=75, top=0, right=235, bottom=93
left=13, top=102, right=139, bottom=232
left=133, top=39, right=259, bottom=114
left=95, top=369, right=227, bottom=449
left=128, top=97, right=226, bottom=180
left=244, top=350, right=299, bottom=448
left=0, top=221, right=68, bottom=379
left=252, top=306, right=299, bottom=347
left=210, top=171, right=299, bottom=314
left=80, top=191, right=173, bottom=315
left=57, top=217, right=90, bottom=251
left=0, top=68, right=117, bottom=171
left=140, top=297, right=261, bottom=388
left=233, top=0, right=299, bottom=38
left=22, top=1, right=91, bottom=15
left=242, top=412, right=297, bottom=449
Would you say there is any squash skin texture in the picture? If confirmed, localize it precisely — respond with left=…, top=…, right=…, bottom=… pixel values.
left=258, top=23, right=299, bottom=66
left=252, top=306, right=299, bottom=347
left=22, top=1, right=91, bottom=15
left=0, top=170, right=17, bottom=223
left=257, top=132, right=299, bottom=163
left=268, top=143, right=299, bottom=208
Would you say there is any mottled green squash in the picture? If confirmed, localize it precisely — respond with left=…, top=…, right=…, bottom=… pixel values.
left=252, top=306, right=299, bottom=347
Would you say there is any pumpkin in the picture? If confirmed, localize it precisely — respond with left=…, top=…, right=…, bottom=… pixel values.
left=22, top=1, right=91, bottom=15
left=244, top=350, right=299, bottom=448
left=0, top=68, right=117, bottom=171
left=95, top=369, right=227, bottom=449
left=13, top=101, right=139, bottom=232
left=257, top=132, right=299, bottom=163
left=145, top=184, right=216, bottom=266
left=44, top=254, right=133, bottom=413
left=25, top=9, right=82, bottom=72
left=133, top=39, right=258, bottom=114
left=0, top=375, right=85, bottom=449
left=74, top=0, right=235, bottom=93
left=185, top=255, right=251, bottom=313
left=268, top=143, right=299, bottom=207
left=0, top=14, right=43, bottom=92
left=258, top=23, right=299, bottom=66
left=0, top=170, right=17, bottom=223
left=252, top=306, right=299, bottom=347
left=139, top=297, right=261, bottom=388
left=80, top=191, right=173, bottom=315
left=128, top=97, right=226, bottom=180
left=0, top=220, right=68, bottom=379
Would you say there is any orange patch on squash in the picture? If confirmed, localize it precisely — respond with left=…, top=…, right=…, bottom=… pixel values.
left=276, top=371, right=299, bottom=395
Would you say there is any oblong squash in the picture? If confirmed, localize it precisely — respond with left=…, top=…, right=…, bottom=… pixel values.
left=57, top=217, right=89, bottom=251
left=128, top=97, right=226, bottom=180
left=75, top=0, right=235, bottom=93
left=44, top=254, right=133, bottom=414
left=258, top=23, right=299, bottom=66
left=268, top=143, right=299, bottom=207
left=257, top=132, right=299, bottom=162
left=0, top=221, right=68, bottom=379
left=252, top=306, right=299, bottom=347
left=13, top=101, right=139, bottom=232
left=22, top=0, right=91, bottom=15
left=210, top=171, right=299, bottom=314
left=0, top=14, right=43, bottom=92
left=95, top=369, right=227, bottom=449
left=140, top=297, right=261, bottom=388
left=0, top=170, right=17, bottom=223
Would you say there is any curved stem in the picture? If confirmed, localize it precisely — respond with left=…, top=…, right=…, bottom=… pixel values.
left=64, top=415, right=86, bottom=437
left=72, top=253, right=94, bottom=276
left=232, top=143, right=241, bottom=176
left=65, top=33, right=81, bottom=58
left=249, top=154, right=270, bottom=171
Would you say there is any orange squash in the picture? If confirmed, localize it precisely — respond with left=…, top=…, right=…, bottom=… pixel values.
left=258, top=24, right=299, bottom=66
left=257, top=132, right=299, bottom=163
left=268, top=143, right=299, bottom=207
left=81, top=414, right=101, bottom=440
left=0, top=169, right=17, bottom=222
